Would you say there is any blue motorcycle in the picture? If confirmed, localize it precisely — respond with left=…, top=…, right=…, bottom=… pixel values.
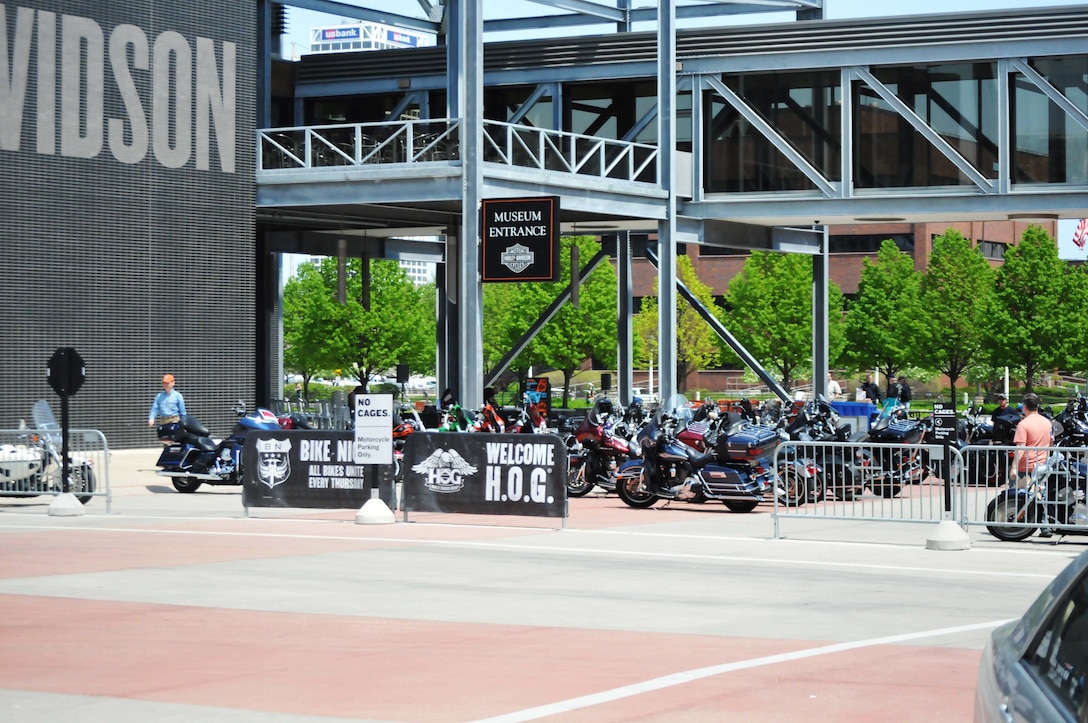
left=156, top=402, right=282, bottom=493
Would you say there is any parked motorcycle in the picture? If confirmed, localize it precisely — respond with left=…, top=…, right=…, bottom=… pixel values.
left=781, top=395, right=861, bottom=502
left=853, top=398, right=929, bottom=497
left=985, top=451, right=1088, bottom=541
left=614, top=394, right=781, bottom=512
left=505, top=393, right=550, bottom=434
left=436, top=389, right=472, bottom=432
left=156, top=401, right=282, bottom=493
left=566, top=397, right=640, bottom=497
left=0, top=400, right=96, bottom=504
left=392, top=403, right=425, bottom=482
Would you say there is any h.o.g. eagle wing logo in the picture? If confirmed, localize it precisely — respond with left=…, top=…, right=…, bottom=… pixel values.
left=411, top=448, right=477, bottom=493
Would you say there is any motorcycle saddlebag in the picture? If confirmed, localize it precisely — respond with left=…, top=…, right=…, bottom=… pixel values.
left=156, top=443, right=200, bottom=469
left=717, top=424, right=781, bottom=462
left=871, top=419, right=924, bottom=444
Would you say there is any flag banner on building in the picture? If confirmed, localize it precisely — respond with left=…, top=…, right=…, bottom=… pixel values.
left=243, top=431, right=394, bottom=509
left=402, top=432, right=567, bottom=517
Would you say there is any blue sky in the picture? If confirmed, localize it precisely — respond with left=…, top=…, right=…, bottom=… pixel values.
left=281, top=0, right=1087, bottom=57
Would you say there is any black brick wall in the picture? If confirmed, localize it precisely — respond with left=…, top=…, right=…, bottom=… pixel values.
left=1, top=1, right=257, bottom=448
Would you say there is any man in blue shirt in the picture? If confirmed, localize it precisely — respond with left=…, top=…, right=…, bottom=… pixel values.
left=148, top=373, right=187, bottom=440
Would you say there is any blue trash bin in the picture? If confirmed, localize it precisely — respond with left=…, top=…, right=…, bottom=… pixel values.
left=830, top=401, right=877, bottom=434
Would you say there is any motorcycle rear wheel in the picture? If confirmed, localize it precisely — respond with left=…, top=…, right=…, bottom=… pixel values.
left=615, top=466, right=657, bottom=509
left=723, top=500, right=759, bottom=513
left=869, top=482, right=902, bottom=498
left=173, top=477, right=203, bottom=493
left=776, top=465, right=808, bottom=507
left=985, top=493, right=1038, bottom=541
left=70, top=464, right=96, bottom=505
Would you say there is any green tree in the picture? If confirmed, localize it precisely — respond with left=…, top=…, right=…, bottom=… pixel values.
left=841, top=240, right=926, bottom=383
left=723, top=251, right=844, bottom=391
left=633, top=254, right=722, bottom=390
left=283, top=257, right=435, bottom=394
left=916, top=229, right=994, bottom=410
left=283, top=260, right=346, bottom=398
left=984, top=225, right=1074, bottom=394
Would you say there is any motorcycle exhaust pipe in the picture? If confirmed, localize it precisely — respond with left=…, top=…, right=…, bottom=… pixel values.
left=156, top=470, right=227, bottom=481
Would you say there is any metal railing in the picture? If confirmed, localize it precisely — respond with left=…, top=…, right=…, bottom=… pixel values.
left=771, top=440, right=1088, bottom=541
left=0, top=427, right=111, bottom=513
left=481, top=120, right=657, bottom=183
left=258, top=118, right=461, bottom=171
left=772, top=440, right=959, bottom=538
left=257, top=118, right=659, bottom=184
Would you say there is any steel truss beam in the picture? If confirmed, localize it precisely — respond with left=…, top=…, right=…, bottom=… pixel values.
left=643, top=247, right=791, bottom=403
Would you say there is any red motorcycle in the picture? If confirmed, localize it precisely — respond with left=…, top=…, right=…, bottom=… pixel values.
left=567, top=397, right=640, bottom=497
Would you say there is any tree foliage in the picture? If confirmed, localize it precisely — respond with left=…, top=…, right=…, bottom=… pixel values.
left=916, top=229, right=994, bottom=410
left=983, top=225, right=1075, bottom=393
left=483, top=236, right=617, bottom=406
left=282, top=257, right=435, bottom=393
left=841, top=240, right=926, bottom=382
left=633, top=254, right=723, bottom=390
left=723, top=251, right=844, bottom=391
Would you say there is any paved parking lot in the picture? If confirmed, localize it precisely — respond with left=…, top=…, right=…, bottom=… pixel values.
left=0, top=448, right=1085, bottom=722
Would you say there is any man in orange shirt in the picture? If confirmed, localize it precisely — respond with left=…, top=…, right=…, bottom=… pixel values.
left=1012, top=392, right=1053, bottom=479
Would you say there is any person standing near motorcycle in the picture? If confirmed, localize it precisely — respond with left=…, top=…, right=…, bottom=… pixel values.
left=1012, top=393, right=1053, bottom=481
left=889, top=375, right=913, bottom=409
left=860, top=373, right=883, bottom=403
left=148, top=373, right=186, bottom=441
left=1011, top=392, right=1055, bottom=536
left=827, top=371, right=843, bottom=400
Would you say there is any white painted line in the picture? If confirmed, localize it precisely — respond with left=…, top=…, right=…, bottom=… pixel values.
left=0, top=524, right=1058, bottom=579
left=469, top=619, right=1015, bottom=723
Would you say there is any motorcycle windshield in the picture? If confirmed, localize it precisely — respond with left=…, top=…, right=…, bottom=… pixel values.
left=662, top=394, right=693, bottom=427
left=31, top=400, right=62, bottom=446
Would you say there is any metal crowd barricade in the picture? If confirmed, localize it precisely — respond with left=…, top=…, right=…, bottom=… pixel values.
left=771, top=440, right=963, bottom=539
left=958, top=443, right=1088, bottom=538
left=0, top=427, right=111, bottom=513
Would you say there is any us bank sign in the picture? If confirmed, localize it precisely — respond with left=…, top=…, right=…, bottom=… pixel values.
left=0, top=4, right=237, bottom=172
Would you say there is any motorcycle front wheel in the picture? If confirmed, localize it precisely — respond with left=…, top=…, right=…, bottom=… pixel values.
left=615, top=465, right=657, bottom=509
left=567, top=459, right=594, bottom=497
left=173, top=477, right=203, bottom=493
left=985, top=492, right=1037, bottom=541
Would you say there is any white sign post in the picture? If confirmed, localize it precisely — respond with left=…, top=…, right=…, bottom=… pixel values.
left=353, top=394, right=395, bottom=524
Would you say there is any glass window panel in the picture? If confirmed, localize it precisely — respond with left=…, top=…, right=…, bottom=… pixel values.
left=703, top=70, right=838, bottom=193
left=857, top=63, right=997, bottom=189
left=1014, top=57, right=1088, bottom=185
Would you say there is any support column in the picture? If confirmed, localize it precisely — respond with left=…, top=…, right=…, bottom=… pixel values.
left=812, top=226, right=830, bottom=399
left=617, top=232, right=634, bottom=404
left=656, top=0, right=677, bottom=402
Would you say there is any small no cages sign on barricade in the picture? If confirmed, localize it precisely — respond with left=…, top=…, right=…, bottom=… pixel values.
left=353, top=394, right=393, bottom=464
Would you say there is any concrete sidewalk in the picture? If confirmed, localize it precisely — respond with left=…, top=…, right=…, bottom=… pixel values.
left=1, top=463, right=1085, bottom=722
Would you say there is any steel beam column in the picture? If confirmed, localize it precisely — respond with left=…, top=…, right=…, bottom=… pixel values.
left=454, top=0, right=484, bottom=411
left=657, top=0, right=678, bottom=402
left=812, top=226, right=829, bottom=400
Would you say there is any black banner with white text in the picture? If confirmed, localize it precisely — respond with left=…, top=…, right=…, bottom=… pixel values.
left=402, top=433, right=567, bottom=517
left=242, top=431, right=394, bottom=509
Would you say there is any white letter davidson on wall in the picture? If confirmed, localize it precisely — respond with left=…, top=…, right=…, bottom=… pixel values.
left=0, top=4, right=236, bottom=172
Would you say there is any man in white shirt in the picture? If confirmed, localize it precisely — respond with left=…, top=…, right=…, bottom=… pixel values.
left=827, top=371, right=843, bottom=400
